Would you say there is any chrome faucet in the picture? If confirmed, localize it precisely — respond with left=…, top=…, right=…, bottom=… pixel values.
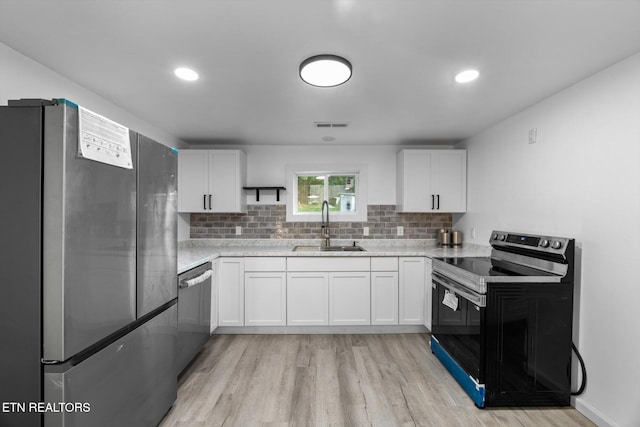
left=321, top=200, right=330, bottom=248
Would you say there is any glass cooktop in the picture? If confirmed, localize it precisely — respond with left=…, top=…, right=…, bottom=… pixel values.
left=434, top=257, right=558, bottom=278
left=432, top=256, right=563, bottom=293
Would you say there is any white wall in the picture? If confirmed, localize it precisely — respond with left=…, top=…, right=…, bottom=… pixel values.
left=246, top=144, right=398, bottom=204
left=454, top=52, right=640, bottom=427
left=0, top=41, right=191, bottom=240
left=0, top=42, right=185, bottom=148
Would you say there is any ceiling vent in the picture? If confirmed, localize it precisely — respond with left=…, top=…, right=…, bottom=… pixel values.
left=314, top=122, right=349, bottom=128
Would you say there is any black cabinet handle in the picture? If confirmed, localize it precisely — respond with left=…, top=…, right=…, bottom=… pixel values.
left=431, top=194, right=435, bottom=210
left=209, top=194, right=212, bottom=210
left=203, top=194, right=206, bottom=210
left=437, top=194, right=440, bottom=210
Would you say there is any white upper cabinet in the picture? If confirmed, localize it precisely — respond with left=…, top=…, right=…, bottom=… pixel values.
left=396, top=149, right=466, bottom=213
left=178, top=149, right=247, bottom=213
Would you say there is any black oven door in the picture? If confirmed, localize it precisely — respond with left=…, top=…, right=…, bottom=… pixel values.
left=431, top=272, right=485, bottom=382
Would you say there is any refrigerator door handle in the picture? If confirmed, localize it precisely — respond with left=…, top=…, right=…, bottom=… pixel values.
left=179, top=269, right=213, bottom=289
left=209, top=194, right=212, bottom=210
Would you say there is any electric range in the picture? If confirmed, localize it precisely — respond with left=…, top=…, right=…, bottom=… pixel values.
left=430, top=230, right=575, bottom=407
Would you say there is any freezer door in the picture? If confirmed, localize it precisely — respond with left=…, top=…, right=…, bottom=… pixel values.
left=44, top=304, right=177, bottom=427
left=43, top=103, right=137, bottom=362
left=0, top=105, right=44, bottom=427
left=136, top=134, right=178, bottom=317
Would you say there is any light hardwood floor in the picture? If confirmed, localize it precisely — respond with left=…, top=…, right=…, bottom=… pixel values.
left=159, top=334, right=594, bottom=426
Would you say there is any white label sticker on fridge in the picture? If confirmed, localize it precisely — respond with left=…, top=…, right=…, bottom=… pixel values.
left=443, top=290, right=459, bottom=311
left=78, top=106, right=132, bottom=169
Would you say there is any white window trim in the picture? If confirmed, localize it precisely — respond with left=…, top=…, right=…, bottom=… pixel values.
left=286, top=164, right=368, bottom=222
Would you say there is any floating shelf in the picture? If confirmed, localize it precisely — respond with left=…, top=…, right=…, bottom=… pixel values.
left=243, top=186, right=286, bottom=202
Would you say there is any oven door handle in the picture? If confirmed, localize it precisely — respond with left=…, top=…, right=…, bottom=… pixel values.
left=433, top=275, right=486, bottom=307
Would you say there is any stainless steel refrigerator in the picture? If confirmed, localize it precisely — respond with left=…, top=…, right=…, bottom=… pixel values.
left=0, top=99, right=178, bottom=427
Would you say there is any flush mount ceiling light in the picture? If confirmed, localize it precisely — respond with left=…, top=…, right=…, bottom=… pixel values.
left=300, top=55, right=352, bottom=87
left=174, top=67, right=199, bottom=81
left=455, top=69, right=479, bottom=83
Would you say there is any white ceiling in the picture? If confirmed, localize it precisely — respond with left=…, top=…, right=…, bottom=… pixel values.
left=1, top=0, right=640, bottom=146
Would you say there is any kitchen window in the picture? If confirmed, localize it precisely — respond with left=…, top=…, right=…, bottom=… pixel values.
left=286, top=165, right=368, bottom=222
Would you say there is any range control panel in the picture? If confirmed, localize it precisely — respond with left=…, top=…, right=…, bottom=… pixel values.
left=490, top=231, right=571, bottom=254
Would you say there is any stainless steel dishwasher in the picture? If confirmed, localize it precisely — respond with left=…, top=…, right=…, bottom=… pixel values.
left=177, top=262, right=212, bottom=374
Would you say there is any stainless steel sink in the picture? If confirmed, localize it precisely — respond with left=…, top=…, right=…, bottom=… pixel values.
left=292, top=245, right=366, bottom=252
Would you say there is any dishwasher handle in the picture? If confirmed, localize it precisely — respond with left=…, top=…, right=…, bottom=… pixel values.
left=179, top=269, right=213, bottom=289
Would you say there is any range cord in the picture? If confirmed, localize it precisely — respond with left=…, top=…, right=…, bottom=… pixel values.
left=571, top=342, right=587, bottom=396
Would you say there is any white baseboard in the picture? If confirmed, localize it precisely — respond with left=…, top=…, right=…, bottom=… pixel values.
left=213, top=325, right=428, bottom=335
left=572, top=396, right=619, bottom=427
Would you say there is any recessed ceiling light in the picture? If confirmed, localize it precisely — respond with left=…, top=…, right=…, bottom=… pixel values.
left=300, top=55, right=352, bottom=87
left=455, top=69, right=479, bottom=83
left=174, top=67, right=199, bottom=81
left=322, top=136, right=336, bottom=142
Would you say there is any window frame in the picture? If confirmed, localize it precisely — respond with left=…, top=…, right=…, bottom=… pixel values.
left=286, top=164, right=368, bottom=222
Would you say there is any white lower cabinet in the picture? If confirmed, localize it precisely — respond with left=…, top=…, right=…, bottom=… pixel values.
left=287, top=272, right=329, bottom=325
left=245, top=272, right=286, bottom=326
left=399, top=257, right=426, bottom=325
left=371, top=271, right=399, bottom=325
left=424, top=258, right=433, bottom=331
left=218, top=257, right=244, bottom=327
left=371, top=257, right=399, bottom=325
left=329, top=272, right=371, bottom=325
left=212, top=255, right=430, bottom=330
left=210, top=260, right=219, bottom=333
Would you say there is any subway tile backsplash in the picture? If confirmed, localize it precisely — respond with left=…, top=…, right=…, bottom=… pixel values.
left=190, top=205, right=451, bottom=239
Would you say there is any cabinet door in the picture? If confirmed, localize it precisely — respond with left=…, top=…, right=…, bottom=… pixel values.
left=371, top=272, right=398, bottom=325
left=208, top=151, right=245, bottom=213
left=177, top=150, right=209, bottom=213
left=245, top=272, right=286, bottom=326
left=397, top=150, right=433, bottom=212
left=399, top=257, right=425, bottom=325
left=218, top=258, right=244, bottom=326
left=329, top=272, right=371, bottom=325
left=397, top=149, right=466, bottom=213
left=210, top=261, right=218, bottom=333
left=287, top=273, right=329, bottom=326
left=433, top=151, right=466, bottom=212
left=424, top=258, right=433, bottom=330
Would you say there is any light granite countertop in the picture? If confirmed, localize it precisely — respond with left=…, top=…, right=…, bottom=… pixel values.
left=178, top=239, right=491, bottom=274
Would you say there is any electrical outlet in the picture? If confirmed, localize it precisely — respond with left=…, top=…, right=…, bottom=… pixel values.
left=397, top=226, right=404, bottom=236
left=363, top=226, right=369, bottom=236
left=528, top=128, right=537, bottom=144
left=471, top=227, right=476, bottom=239
left=235, top=226, right=242, bottom=235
